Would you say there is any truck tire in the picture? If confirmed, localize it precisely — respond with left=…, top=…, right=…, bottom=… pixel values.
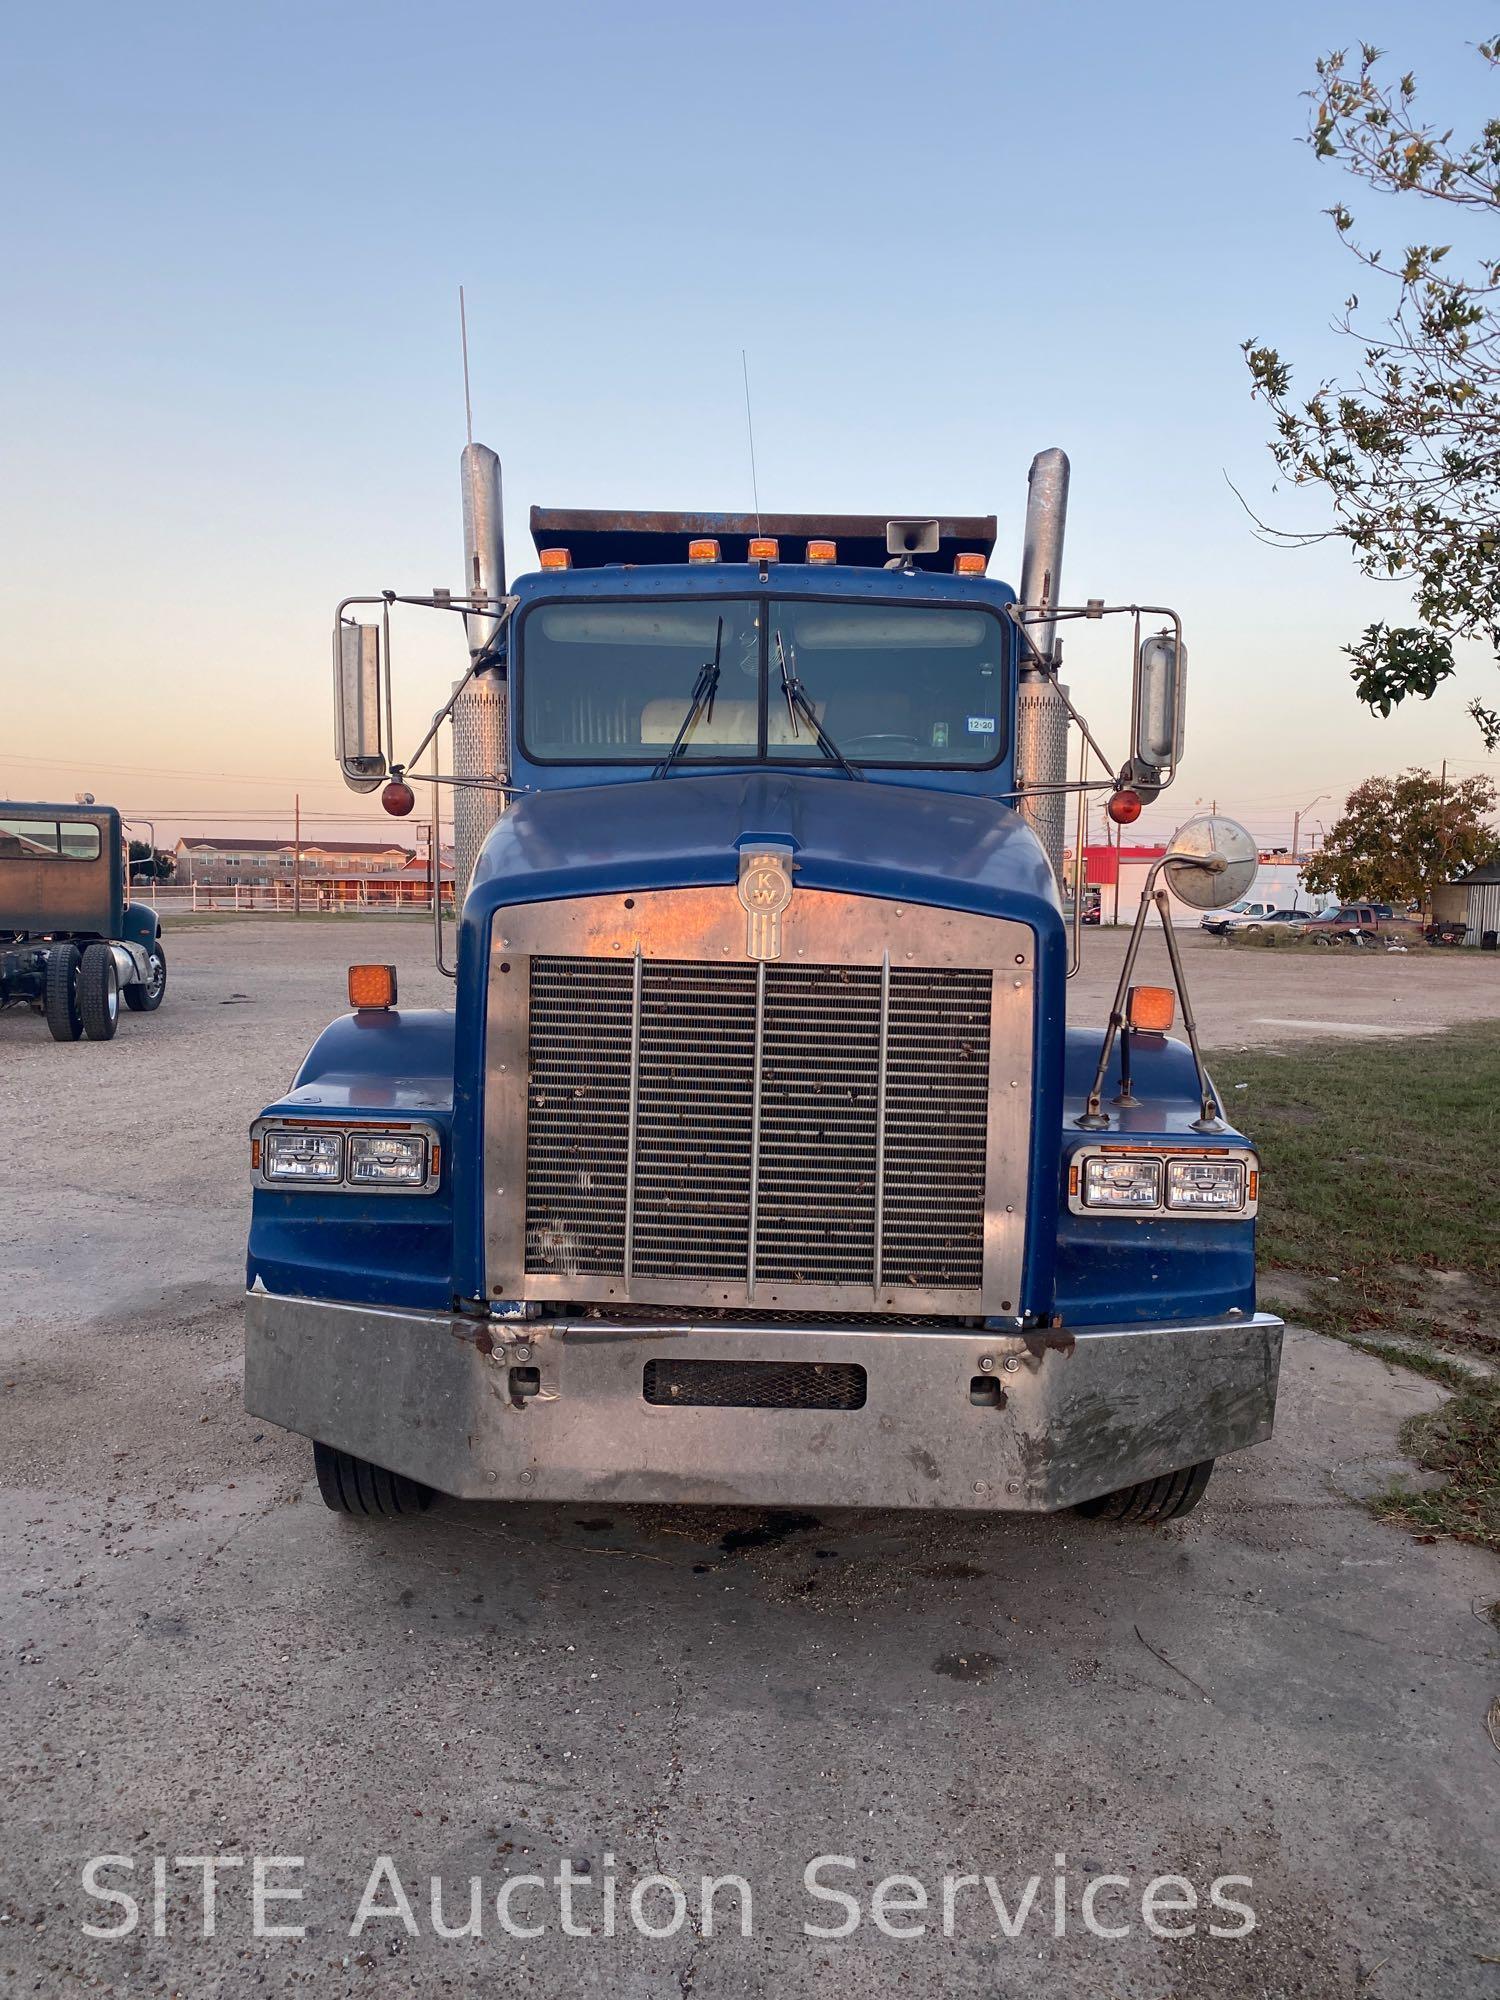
left=124, top=938, right=166, bottom=1011
left=77, top=943, right=120, bottom=1041
left=44, top=943, right=83, bottom=1041
left=1075, top=1459, right=1214, bottom=1523
left=313, top=1440, right=432, bottom=1517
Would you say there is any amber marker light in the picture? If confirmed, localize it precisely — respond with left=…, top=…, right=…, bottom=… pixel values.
left=805, top=539, right=837, bottom=564
left=348, top=964, right=398, bottom=1011
left=539, top=548, right=571, bottom=570
left=747, top=537, right=779, bottom=562
left=954, top=552, right=987, bottom=575
left=1126, top=985, right=1176, bottom=1033
left=688, top=539, right=721, bottom=563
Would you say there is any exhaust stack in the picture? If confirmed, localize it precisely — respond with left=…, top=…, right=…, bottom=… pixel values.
left=452, top=443, right=508, bottom=903
left=1015, top=448, right=1071, bottom=888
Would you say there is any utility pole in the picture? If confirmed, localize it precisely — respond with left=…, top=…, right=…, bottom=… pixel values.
left=1292, top=793, right=1329, bottom=866
left=293, top=793, right=302, bottom=916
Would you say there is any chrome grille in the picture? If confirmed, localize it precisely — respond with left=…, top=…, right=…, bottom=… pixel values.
left=524, top=954, right=992, bottom=1295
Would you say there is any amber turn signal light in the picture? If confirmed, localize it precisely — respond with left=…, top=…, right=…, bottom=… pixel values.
left=348, top=964, right=397, bottom=1011
left=1127, top=985, right=1176, bottom=1033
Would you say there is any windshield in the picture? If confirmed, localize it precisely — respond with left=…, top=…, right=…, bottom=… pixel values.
left=520, top=596, right=1008, bottom=767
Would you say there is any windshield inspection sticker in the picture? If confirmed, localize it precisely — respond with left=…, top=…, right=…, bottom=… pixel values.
left=967, top=715, right=996, bottom=734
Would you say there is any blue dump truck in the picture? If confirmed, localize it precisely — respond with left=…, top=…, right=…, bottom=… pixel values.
left=245, top=443, right=1282, bottom=1525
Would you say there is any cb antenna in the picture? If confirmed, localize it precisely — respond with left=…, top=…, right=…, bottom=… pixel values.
left=741, top=348, right=761, bottom=535
left=459, top=284, right=474, bottom=446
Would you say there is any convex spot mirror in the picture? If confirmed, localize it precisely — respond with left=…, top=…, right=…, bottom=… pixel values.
left=335, top=620, right=386, bottom=793
left=1123, top=629, right=1186, bottom=802
left=1162, top=814, right=1258, bottom=911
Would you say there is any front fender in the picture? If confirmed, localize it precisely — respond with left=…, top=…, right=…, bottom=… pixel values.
left=246, top=1007, right=459, bottom=1311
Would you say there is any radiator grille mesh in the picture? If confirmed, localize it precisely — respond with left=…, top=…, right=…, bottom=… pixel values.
left=523, top=955, right=993, bottom=1295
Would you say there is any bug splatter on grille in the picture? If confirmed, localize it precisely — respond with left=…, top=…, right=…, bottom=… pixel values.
left=523, top=955, right=993, bottom=1295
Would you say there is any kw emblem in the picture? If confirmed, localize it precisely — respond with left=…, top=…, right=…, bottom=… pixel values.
left=737, top=845, right=795, bottom=961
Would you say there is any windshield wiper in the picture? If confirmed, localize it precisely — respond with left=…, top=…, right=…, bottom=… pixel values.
left=652, top=618, right=723, bottom=779
left=773, top=629, right=865, bottom=781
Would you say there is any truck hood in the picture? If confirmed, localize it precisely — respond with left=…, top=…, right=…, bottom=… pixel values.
left=468, top=770, right=1063, bottom=930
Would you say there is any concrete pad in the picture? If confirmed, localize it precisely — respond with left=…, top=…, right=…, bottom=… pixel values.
left=2, top=920, right=1497, bottom=1998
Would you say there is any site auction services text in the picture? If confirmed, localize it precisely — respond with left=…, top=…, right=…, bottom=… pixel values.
left=82, top=1852, right=1257, bottom=1945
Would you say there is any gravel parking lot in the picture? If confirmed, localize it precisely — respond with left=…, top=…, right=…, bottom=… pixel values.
left=2, top=920, right=1497, bottom=1997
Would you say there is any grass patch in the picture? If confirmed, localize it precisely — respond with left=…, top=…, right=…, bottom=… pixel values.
left=1213, top=1023, right=1500, bottom=1552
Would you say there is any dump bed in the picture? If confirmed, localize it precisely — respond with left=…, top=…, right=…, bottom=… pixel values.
left=528, top=508, right=998, bottom=573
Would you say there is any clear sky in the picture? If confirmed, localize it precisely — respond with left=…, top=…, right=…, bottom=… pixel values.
left=3, top=0, right=1495, bottom=851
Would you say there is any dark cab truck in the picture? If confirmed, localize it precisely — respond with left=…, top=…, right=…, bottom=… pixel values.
left=245, top=444, right=1283, bottom=1527
left=0, top=804, right=167, bottom=1040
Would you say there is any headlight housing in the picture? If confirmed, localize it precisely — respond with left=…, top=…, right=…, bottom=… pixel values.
left=264, top=1130, right=343, bottom=1183
left=1081, top=1155, right=1163, bottom=1210
left=348, top=1132, right=429, bottom=1187
left=1166, top=1157, right=1246, bottom=1212
left=252, top=1119, right=441, bottom=1195
left=1069, top=1147, right=1257, bottom=1219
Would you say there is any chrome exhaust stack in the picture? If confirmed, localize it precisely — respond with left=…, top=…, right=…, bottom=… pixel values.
left=1015, top=448, right=1071, bottom=888
left=452, top=443, right=508, bottom=903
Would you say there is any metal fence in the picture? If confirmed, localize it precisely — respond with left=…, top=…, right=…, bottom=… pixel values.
left=144, top=882, right=455, bottom=916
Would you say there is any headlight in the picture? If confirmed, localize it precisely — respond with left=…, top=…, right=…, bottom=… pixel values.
left=264, top=1130, right=343, bottom=1183
left=1166, top=1158, right=1246, bottom=1212
left=1082, top=1155, right=1163, bottom=1209
left=1069, top=1147, right=1258, bottom=1218
left=253, top=1119, right=441, bottom=1194
left=348, top=1132, right=428, bottom=1186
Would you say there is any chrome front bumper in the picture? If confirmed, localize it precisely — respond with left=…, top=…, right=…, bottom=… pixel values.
left=244, top=1291, right=1283, bottom=1513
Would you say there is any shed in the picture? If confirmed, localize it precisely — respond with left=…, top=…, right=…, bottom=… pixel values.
left=1453, top=859, right=1500, bottom=946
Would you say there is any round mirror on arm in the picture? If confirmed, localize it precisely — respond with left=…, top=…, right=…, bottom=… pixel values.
left=1161, top=814, right=1258, bottom=913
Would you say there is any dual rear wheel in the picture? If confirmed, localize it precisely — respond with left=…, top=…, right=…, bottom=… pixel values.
left=43, top=938, right=164, bottom=1041
left=44, top=943, right=118, bottom=1041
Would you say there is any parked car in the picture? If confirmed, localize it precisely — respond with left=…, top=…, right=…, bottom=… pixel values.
left=0, top=804, right=167, bottom=1040
left=1292, top=903, right=1417, bottom=944
left=1200, top=898, right=1280, bottom=936
left=1222, top=908, right=1307, bottom=935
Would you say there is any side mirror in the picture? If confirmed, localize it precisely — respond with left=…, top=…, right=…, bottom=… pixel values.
left=1124, top=628, right=1186, bottom=800
left=334, top=620, right=386, bottom=793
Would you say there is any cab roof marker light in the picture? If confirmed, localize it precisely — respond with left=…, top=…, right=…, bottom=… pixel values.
left=747, top=537, right=779, bottom=562
left=805, top=539, right=837, bottom=564
left=688, top=539, right=721, bottom=563
left=954, top=552, right=987, bottom=575
left=539, top=547, right=571, bottom=571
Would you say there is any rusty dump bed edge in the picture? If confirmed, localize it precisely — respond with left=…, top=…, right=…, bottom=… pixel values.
left=528, top=508, right=999, bottom=573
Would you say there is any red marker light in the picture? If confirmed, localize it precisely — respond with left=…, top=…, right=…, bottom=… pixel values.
left=381, top=779, right=416, bottom=817
left=1107, top=788, right=1143, bottom=825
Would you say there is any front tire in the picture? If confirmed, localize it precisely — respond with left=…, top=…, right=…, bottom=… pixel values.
left=1076, top=1460, right=1214, bottom=1523
left=77, top=943, right=119, bottom=1041
left=44, top=944, right=83, bottom=1041
left=124, top=938, right=166, bottom=1011
left=313, top=1441, right=433, bottom=1517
